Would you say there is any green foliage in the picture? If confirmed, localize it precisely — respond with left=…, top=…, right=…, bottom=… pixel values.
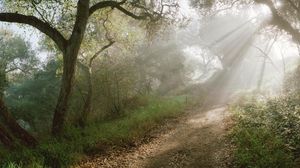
left=0, top=96, right=185, bottom=167
left=70, top=52, right=142, bottom=121
left=5, top=60, right=60, bottom=132
left=230, top=93, right=300, bottom=167
left=284, top=65, right=300, bottom=94
left=136, top=43, right=188, bottom=95
left=0, top=30, right=37, bottom=93
left=232, top=127, right=293, bottom=168
left=1, top=162, right=21, bottom=168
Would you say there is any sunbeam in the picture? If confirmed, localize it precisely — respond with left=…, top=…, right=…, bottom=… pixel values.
left=1, top=0, right=300, bottom=167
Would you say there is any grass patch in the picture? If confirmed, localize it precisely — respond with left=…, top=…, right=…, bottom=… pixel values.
left=0, top=96, right=186, bottom=167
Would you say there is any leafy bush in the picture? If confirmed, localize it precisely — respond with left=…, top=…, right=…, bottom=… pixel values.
left=230, top=93, right=300, bottom=167
left=232, top=127, right=293, bottom=167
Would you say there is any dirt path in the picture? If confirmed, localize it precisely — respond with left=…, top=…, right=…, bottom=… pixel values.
left=77, top=106, right=233, bottom=168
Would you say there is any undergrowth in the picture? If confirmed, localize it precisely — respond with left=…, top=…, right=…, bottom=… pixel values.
left=0, top=96, right=186, bottom=167
left=230, top=93, right=300, bottom=167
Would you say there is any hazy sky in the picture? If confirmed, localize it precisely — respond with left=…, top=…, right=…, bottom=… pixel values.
left=0, top=0, right=297, bottom=67
left=0, top=22, right=49, bottom=62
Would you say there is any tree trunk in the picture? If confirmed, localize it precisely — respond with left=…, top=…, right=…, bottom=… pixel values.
left=78, top=66, right=92, bottom=127
left=51, top=50, right=80, bottom=136
left=0, top=64, right=36, bottom=148
left=0, top=98, right=37, bottom=147
left=256, top=57, right=266, bottom=91
left=51, top=0, right=90, bottom=136
left=0, top=123, right=15, bottom=149
left=77, top=41, right=114, bottom=127
left=201, top=30, right=255, bottom=108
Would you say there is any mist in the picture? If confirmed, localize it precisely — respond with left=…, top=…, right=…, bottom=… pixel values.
left=1, top=0, right=300, bottom=167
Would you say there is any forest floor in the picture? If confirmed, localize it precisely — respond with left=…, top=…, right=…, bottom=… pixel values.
left=76, top=106, right=234, bottom=168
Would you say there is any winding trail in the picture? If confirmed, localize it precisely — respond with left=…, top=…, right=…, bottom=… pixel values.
left=77, top=106, right=233, bottom=168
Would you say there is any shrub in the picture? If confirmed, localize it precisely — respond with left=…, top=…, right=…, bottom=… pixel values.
left=232, top=127, right=294, bottom=168
left=230, top=93, right=300, bottom=167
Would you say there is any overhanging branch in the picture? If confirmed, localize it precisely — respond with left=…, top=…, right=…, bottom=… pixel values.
left=89, top=1, right=125, bottom=16
left=89, top=1, right=152, bottom=20
left=0, top=13, right=67, bottom=52
left=255, top=0, right=300, bottom=44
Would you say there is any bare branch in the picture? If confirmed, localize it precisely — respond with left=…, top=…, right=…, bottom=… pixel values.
left=89, top=1, right=152, bottom=20
left=252, top=37, right=280, bottom=72
left=31, top=1, right=49, bottom=24
left=211, top=0, right=239, bottom=16
left=5, top=66, right=29, bottom=74
left=89, top=41, right=115, bottom=67
left=89, top=1, right=125, bottom=16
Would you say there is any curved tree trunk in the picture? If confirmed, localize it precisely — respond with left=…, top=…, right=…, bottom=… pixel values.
left=78, top=66, right=92, bottom=127
left=0, top=123, right=15, bottom=149
left=0, top=98, right=37, bottom=147
left=77, top=41, right=114, bottom=127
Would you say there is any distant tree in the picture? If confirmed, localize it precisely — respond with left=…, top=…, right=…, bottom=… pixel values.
left=77, top=39, right=114, bottom=127
left=75, top=8, right=148, bottom=126
left=189, top=0, right=300, bottom=105
left=0, top=30, right=38, bottom=147
left=6, top=60, right=60, bottom=133
left=136, top=42, right=188, bottom=95
left=254, top=0, right=300, bottom=43
left=191, top=0, right=300, bottom=44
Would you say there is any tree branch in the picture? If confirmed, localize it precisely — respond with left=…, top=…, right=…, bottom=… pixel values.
left=0, top=13, right=67, bottom=52
left=89, top=1, right=125, bottom=16
left=89, top=1, right=152, bottom=20
left=252, top=43, right=279, bottom=72
left=255, top=0, right=300, bottom=44
left=5, top=67, right=26, bottom=74
left=211, top=0, right=239, bottom=16
left=286, top=0, right=300, bottom=14
left=89, top=41, right=115, bottom=67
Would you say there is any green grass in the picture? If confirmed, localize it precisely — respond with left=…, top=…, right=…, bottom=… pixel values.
left=0, top=96, right=186, bottom=167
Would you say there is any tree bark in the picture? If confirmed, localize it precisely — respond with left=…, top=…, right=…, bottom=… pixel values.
left=51, top=51, right=77, bottom=136
left=0, top=98, right=37, bottom=147
left=78, top=66, right=92, bottom=127
left=0, top=123, right=15, bottom=149
left=52, top=0, right=90, bottom=136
